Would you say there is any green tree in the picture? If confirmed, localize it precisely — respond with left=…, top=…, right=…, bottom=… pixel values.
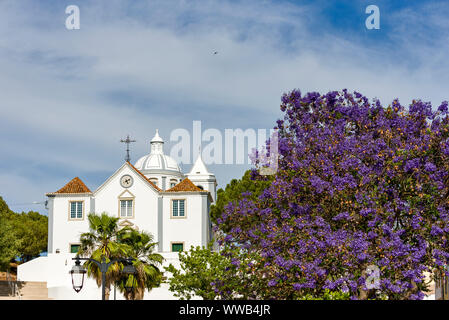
left=164, top=242, right=232, bottom=300
left=0, top=216, right=20, bottom=270
left=210, top=170, right=272, bottom=224
left=0, top=196, right=13, bottom=215
left=0, top=197, right=17, bottom=270
left=78, top=213, right=130, bottom=300
left=12, top=211, right=48, bottom=262
left=116, top=229, right=164, bottom=300
left=0, top=196, right=47, bottom=265
left=299, top=290, right=352, bottom=300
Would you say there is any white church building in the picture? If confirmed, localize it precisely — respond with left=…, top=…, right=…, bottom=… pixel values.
left=17, top=130, right=217, bottom=300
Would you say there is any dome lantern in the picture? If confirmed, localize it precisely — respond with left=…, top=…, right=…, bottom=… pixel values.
left=134, top=130, right=184, bottom=183
left=150, top=129, right=164, bottom=155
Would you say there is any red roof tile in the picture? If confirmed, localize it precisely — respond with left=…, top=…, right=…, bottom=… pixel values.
left=166, top=178, right=204, bottom=192
left=53, top=177, right=92, bottom=194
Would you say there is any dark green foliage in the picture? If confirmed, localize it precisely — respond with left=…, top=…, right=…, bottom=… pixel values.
left=12, top=211, right=48, bottom=262
left=298, top=290, right=352, bottom=300
left=0, top=217, right=20, bottom=270
left=116, top=229, right=164, bottom=300
left=0, top=196, right=48, bottom=268
left=210, top=170, right=272, bottom=224
left=78, top=213, right=163, bottom=300
left=164, top=242, right=232, bottom=300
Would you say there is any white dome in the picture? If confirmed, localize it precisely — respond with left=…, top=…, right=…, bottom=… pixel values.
left=134, top=130, right=183, bottom=176
left=134, top=153, right=181, bottom=173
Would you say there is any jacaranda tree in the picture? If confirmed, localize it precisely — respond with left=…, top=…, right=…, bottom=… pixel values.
left=214, top=89, right=449, bottom=300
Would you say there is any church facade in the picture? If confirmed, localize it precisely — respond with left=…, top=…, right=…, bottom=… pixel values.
left=17, top=130, right=217, bottom=300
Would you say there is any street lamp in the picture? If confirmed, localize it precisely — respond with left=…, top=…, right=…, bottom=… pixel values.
left=70, top=258, right=86, bottom=293
left=70, top=256, right=136, bottom=300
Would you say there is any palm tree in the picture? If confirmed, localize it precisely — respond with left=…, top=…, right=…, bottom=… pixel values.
left=78, top=213, right=130, bottom=300
left=116, top=229, right=164, bottom=300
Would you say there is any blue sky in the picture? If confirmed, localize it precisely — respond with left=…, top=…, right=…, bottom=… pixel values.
left=1, top=0, right=449, bottom=214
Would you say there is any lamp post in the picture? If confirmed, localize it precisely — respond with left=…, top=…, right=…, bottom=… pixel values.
left=70, top=256, right=136, bottom=300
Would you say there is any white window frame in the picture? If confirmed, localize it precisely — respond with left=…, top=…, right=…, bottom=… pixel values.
left=171, top=199, right=186, bottom=219
left=68, top=201, right=84, bottom=220
left=118, top=190, right=135, bottom=219
left=119, top=199, right=134, bottom=218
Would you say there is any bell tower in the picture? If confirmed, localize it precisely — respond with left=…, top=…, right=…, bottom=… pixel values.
left=186, top=152, right=217, bottom=203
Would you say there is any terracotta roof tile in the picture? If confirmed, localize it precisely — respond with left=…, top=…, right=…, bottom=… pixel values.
left=166, top=178, right=203, bottom=192
left=127, top=161, right=162, bottom=191
left=53, top=177, right=92, bottom=194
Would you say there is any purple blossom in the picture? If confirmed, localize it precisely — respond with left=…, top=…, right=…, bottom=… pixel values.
left=424, top=162, right=436, bottom=172
left=215, top=89, right=449, bottom=300
left=438, top=101, right=448, bottom=113
left=268, top=279, right=277, bottom=287
left=333, top=211, right=351, bottom=221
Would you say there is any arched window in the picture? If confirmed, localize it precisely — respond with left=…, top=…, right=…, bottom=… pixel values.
left=170, top=179, right=178, bottom=188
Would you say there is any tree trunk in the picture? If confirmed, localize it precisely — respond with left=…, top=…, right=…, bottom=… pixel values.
left=135, top=287, right=145, bottom=300
left=105, top=286, right=110, bottom=300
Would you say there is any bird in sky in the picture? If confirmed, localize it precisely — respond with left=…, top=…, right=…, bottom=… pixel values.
left=213, top=51, right=218, bottom=55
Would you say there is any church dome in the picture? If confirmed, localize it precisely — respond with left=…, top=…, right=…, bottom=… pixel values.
left=134, top=130, right=183, bottom=177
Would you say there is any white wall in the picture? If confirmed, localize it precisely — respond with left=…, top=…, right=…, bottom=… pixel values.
left=94, top=164, right=160, bottom=238
left=50, top=195, right=91, bottom=254
left=18, top=252, right=198, bottom=300
left=161, top=194, right=209, bottom=252
left=17, top=256, right=49, bottom=282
